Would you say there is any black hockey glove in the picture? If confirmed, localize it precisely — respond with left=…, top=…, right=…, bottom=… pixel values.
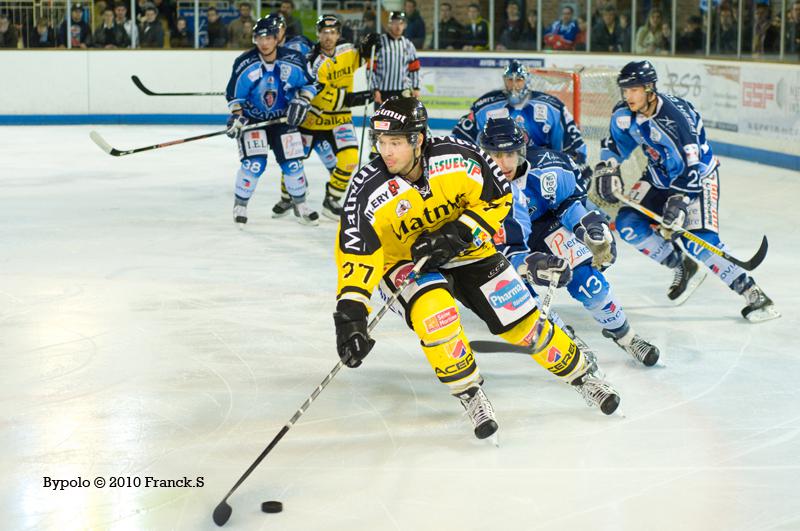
left=522, top=252, right=572, bottom=288
left=357, top=32, right=381, bottom=59
left=287, top=97, right=311, bottom=127
left=344, top=90, right=374, bottom=108
left=226, top=113, right=249, bottom=139
left=410, top=221, right=473, bottom=272
left=333, top=300, right=375, bottom=368
left=577, top=164, right=593, bottom=191
left=574, top=211, right=617, bottom=270
left=661, top=194, right=691, bottom=239
left=594, top=160, right=622, bottom=203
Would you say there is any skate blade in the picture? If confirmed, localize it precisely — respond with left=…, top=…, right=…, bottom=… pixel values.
left=744, top=306, right=781, bottom=323
left=321, top=209, right=340, bottom=221
left=271, top=211, right=291, bottom=219
left=488, top=433, right=500, bottom=448
left=296, top=218, right=320, bottom=227
left=670, top=270, right=708, bottom=306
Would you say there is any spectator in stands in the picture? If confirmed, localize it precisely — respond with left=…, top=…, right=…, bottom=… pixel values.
left=280, top=1, right=302, bottom=39
left=171, top=16, right=191, bottom=47
left=404, top=0, right=426, bottom=49
left=496, top=1, right=525, bottom=50
left=543, top=5, right=579, bottom=50
left=30, top=17, right=56, bottom=48
left=677, top=15, right=704, bottom=54
left=357, top=10, right=376, bottom=43
left=713, top=4, right=737, bottom=54
left=787, top=0, right=800, bottom=57
left=438, top=2, right=464, bottom=49
left=592, top=4, right=624, bottom=52
left=152, top=0, right=173, bottom=33
left=114, top=2, right=138, bottom=47
left=519, top=9, right=539, bottom=50
left=206, top=7, right=227, bottom=48
left=575, top=15, right=587, bottom=50
left=228, top=2, right=254, bottom=49
left=0, top=13, right=19, bottom=48
left=752, top=1, right=779, bottom=55
left=462, top=3, right=489, bottom=50
left=94, top=7, right=130, bottom=48
left=635, top=8, right=669, bottom=54
left=139, top=4, right=164, bottom=48
left=619, top=13, right=631, bottom=51
left=57, top=5, right=92, bottom=48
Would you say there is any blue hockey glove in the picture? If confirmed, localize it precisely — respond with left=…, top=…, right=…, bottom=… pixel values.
left=594, top=160, right=622, bottom=203
left=661, top=194, right=691, bottom=239
left=226, top=114, right=249, bottom=139
left=574, top=210, right=617, bottom=270
left=521, top=252, right=572, bottom=288
left=333, top=300, right=374, bottom=368
left=410, top=221, right=472, bottom=272
left=287, top=97, right=311, bottom=127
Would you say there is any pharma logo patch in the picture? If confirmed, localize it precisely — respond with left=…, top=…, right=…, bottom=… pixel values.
left=489, top=279, right=530, bottom=311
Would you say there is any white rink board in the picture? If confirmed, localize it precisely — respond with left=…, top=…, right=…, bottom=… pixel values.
left=1, top=125, right=798, bottom=530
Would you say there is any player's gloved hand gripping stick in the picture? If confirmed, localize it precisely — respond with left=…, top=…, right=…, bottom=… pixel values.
left=212, top=256, right=430, bottom=527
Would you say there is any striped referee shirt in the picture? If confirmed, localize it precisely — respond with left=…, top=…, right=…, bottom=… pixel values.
left=371, top=33, right=420, bottom=92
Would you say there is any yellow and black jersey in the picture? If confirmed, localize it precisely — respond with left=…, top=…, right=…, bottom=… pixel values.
left=302, top=41, right=362, bottom=131
left=335, top=136, right=513, bottom=307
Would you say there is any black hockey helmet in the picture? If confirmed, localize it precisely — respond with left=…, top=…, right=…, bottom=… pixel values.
left=252, top=14, right=285, bottom=40
left=617, top=60, right=658, bottom=90
left=388, top=11, right=406, bottom=23
left=502, top=60, right=531, bottom=105
left=370, top=97, right=428, bottom=147
left=479, top=117, right=527, bottom=164
left=316, top=14, right=341, bottom=32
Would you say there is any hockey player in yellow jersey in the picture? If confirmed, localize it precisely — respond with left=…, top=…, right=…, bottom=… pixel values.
left=333, top=97, right=622, bottom=440
left=272, top=15, right=381, bottom=221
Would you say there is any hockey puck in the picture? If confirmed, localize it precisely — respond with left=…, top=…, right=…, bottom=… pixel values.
left=261, top=501, right=283, bottom=513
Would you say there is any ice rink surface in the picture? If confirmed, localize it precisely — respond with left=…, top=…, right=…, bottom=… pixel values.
left=1, top=125, right=798, bottom=531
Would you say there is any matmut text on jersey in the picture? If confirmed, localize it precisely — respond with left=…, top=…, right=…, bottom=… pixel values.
left=335, top=136, right=512, bottom=305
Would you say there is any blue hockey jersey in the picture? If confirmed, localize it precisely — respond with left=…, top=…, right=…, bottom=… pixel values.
left=600, top=93, right=719, bottom=195
left=225, top=46, right=317, bottom=122
left=454, top=90, right=588, bottom=165
left=496, top=149, right=593, bottom=270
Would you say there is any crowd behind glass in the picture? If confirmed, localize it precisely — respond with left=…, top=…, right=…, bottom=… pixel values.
left=0, top=0, right=797, bottom=61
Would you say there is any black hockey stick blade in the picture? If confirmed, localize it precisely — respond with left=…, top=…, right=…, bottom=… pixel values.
left=212, top=502, right=232, bottom=526
left=470, top=340, right=532, bottom=354
left=131, top=75, right=224, bottom=96
left=735, top=235, right=768, bottom=271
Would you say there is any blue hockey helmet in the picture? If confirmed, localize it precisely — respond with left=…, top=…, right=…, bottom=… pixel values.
left=252, top=14, right=285, bottom=41
left=479, top=117, right=527, bottom=165
left=502, top=60, right=531, bottom=105
left=617, top=60, right=658, bottom=90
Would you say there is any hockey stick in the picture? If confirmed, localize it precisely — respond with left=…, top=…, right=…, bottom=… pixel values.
left=131, top=75, right=224, bottom=97
left=357, top=45, right=377, bottom=169
left=614, top=192, right=768, bottom=271
left=212, top=256, right=429, bottom=527
left=471, top=271, right=561, bottom=356
left=89, top=118, right=286, bottom=157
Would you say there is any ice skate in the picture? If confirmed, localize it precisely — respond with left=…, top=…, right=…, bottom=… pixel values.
left=322, top=185, right=343, bottom=220
left=271, top=197, right=293, bottom=218
left=602, top=329, right=660, bottom=367
left=740, top=281, right=780, bottom=323
left=292, top=200, right=320, bottom=226
left=456, top=386, right=498, bottom=440
left=571, top=368, right=620, bottom=415
left=667, top=254, right=706, bottom=305
left=233, top=204, right=247, bottom=225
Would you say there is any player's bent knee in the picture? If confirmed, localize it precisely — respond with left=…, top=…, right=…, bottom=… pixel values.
left=240, top=156, right=267, bottom=178
left=615, top=208, right=653, bottom=244
left=566, top=265, right=610, bottom=310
